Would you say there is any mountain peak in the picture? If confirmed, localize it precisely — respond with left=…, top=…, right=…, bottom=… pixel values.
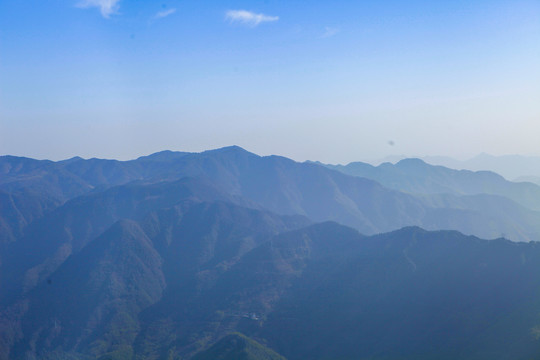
left=395, top=158, right=429, bottom=168
left=59, top=156, right=84, bottom=163
left=202, top=145, right=259, bottom=157
left=136, top=150, right=190, bottom=162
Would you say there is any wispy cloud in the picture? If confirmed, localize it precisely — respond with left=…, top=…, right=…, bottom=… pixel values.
left=225, top=10, right=279, bottom=27
left=322, top=26, right=340, bottom=38
left=154, top=8, right=176, bottom=20
left=77, top=0, right=120, bottom=18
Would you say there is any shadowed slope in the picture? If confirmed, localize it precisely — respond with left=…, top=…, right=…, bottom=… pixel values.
left=1, top=220, right=165, bottom=360
left=0, top=177, right=233, bottom=304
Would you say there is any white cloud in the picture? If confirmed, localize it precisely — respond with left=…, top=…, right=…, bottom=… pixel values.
left=154, top=8, right=176, bottom=20
left=225, top=10, right=279, bottom=27
left=77, top=0, right=120, bottom=18
left=322, top=26, right=340, bottom=38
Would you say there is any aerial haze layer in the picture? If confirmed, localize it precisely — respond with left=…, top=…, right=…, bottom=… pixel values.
left=1, top=0, right=539, bottom=163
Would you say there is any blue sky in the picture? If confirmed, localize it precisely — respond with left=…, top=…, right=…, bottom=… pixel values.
left=1, top=0, right=539, bottom=163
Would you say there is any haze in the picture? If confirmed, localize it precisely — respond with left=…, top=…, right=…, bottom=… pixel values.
left=1, top=0, right=539, bottom=163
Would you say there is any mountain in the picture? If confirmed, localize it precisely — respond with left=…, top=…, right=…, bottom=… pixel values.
left=189, top=223, right=540, bottom=360
left=5, top=147, right=540, bottom=245
left=0, top=219, right=165, bottom=360
left=127, top=221, right=540, bottom=359
left=421, top=153, right=540, bottom=181
left=515, top=175, right=540, bottom=186
left=412, top=192, right=540, bottom=242
left=4, top=203, right=540, bottom=358
left=0, top=200, right=309, bottom=359
left=327, top=157, right=540, bottom=212
left=192, top=333, right=286, bottom=360
left=0, top=155, right=93, bottom=202
left=5, top=147, right=540, bottom=359
left=362, top=153, right=540, bottom=182
left=0, top=176, right=299, bottom=304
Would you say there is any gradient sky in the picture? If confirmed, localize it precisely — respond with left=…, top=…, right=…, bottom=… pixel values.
left=1, top=0, right=539, bottom=163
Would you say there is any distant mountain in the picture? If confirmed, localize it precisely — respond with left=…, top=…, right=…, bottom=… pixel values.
left=421, top=153, right=540, bottom=181
left=326, top=157, right=540, bottom=212
left=135, top=149, right=190, bottom=162
left=515, top=175, right=540, bottom=186
left=363, top=153, right=540, bottom=182
left=4, top=147, right=540, bottom=246
left=192, top=333, right=286, bottom=360
left=0, top=155, right=93, bottom=202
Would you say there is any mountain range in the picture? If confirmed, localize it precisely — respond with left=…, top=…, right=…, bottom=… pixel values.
left=368, top=153, right=540, bottom=183
left=325, top=157, right=540, bottom=211
left=4, top=146, right=540, bottom=243
left=2, top=146, right=540, bottom=359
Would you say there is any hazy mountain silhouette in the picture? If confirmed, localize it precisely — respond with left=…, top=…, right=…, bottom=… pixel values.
left=364, top=153, right=540, bottom=181
left=4, top=147, right=540, bottom=256
left=421, top=153, right=540, bottom=181
left=327, top=157, right=540, bottom=212
left=515, top=175, right=540, bottom=186
left=0, top=155, right=93, bottom=202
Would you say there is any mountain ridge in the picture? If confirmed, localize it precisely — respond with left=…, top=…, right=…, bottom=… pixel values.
left=326, top=157, right=540, bottom=212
